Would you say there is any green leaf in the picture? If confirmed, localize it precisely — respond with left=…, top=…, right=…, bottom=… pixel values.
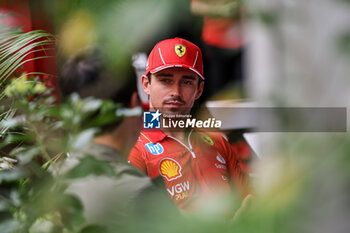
left=337, top=31, right=350, bottom=57
left=0, top=156, right=17, bottom=171
left=45, top=106, right=61, bottom=118
left=0, top=168, right=26, bottom=183
left=16, top=146, right=42, bottom=165
left=1, top=133, right=32, bottom=148
left=100, top=100, right=120, bottom=114
left=0, top=219, right=22, bottom=233
left=64, top=155, right=117, bottom=179
left=81, top=98, right=102, bottom=112
left=79, top=224, right=109, bottom=233
left=0, top=27, right=54, bottom=135
left=0, top=109, right=16, bottom=137
left=84, top=112, right=121, bottom=129
left=0, top=29, right=54, bottom=82
left=0, top=117, right=21, bottom=129
left=57, top=194, right=85, bottom=231
left=72, top=128, right=98, bottom=150
left=84, top=100, right=124, bottom=128
left=29, top=218, right=56, bottom=233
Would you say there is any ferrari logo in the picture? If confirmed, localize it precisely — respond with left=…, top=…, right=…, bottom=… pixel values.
left=175, top=44, right=186, bottom=57
left=201, top=135, right=214, bottom=146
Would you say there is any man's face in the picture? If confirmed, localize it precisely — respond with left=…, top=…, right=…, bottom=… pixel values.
left=142, top=67, right=204, bottom=116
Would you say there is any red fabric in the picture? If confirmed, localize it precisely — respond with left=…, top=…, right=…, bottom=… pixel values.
left=202, top=17, right=244, bottom=49
left=230, top=140, right=252, bottom=196
left=129, top=129, right=248, bottom=212
left=191, top=0, right=244, bottom=49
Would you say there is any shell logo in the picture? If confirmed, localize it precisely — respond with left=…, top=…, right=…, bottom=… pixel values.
left=159, top=158, right=182, bottom=181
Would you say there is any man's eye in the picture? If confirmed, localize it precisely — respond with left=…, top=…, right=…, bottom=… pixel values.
left=161, top=79, right=171, bottom=83
left=183, top=80, right=193, bottom=85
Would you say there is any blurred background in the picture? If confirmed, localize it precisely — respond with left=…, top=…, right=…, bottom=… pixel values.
left=1, top=0, right=350, bottom=232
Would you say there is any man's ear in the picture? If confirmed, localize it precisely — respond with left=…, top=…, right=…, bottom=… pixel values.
left=141, top=75, right=150, bottom=96
left=195, top=80, right=204, bottom=100
left=129, top=91, right=140, bottom=108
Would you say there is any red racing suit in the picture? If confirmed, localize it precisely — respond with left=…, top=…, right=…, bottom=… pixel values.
left=128, top=129, right=248, bottom=212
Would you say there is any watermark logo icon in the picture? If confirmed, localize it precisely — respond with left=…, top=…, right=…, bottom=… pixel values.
left=143, top=110, right=161, bottom=129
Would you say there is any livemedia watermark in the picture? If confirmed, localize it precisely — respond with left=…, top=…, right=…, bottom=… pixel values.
left=142, top=107, right=347, bottom=132
left=143, top=110, right=222, bottom=130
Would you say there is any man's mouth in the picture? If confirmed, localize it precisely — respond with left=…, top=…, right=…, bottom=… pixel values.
left=164, top=101, right=183, bottom=107
left=163, top=98, right=186, bottom=107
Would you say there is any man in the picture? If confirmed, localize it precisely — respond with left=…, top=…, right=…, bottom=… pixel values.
left=128, top=38, right=249, bottom=217
left=59, top=47, right=142, bottom=156
left=59, top=47, right=179, bottom=231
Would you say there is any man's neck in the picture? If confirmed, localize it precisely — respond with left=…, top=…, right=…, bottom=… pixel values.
left=93, top=118, right=140, bottom=157
left=93, top=132, right=123, bottom=155
left=150, top=107, right=192, bottom=146
left=161, top=127, right=190, bottom=147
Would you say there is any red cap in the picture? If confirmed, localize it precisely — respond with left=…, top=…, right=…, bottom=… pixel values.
left=146, top=38, right=204, bottom=80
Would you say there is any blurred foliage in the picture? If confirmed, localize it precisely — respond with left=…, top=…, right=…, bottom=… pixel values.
left=1, top=80, right=345, bottom=233
left=52, top=0, right=196, bottom=75
left=0, top=70, right=126, bottom=233
left=1, top=73, right=124, bottom=157
left=253, top=9, right=279, bottom=27
left=339, top=0, right=350, bottom=4
left=0, top=27, right=54, bottom=81
left=337, top=31, right=350, bottom=58
left=1, top=1, right=350, bottom=232
left=0, top=24, right=55, bottom=137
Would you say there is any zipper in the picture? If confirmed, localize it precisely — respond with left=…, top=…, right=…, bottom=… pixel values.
left=168, top=130, right=196, bottom=158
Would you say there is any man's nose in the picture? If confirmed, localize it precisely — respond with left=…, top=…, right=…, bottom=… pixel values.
left=170, top=82, right=182, bottom=97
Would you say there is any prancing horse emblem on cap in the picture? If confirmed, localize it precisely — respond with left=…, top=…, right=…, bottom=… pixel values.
left=175, top=44, right=186, bottom=57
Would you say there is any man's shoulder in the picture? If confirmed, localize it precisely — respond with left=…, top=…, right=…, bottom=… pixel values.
left=59, top=142, right=127, bottom=170
left=64, top=166, right=154, bottom=227
left=139, top=129, right=167, bottom=143
left=133, top=129, right=168, bottom=147
left=62, top=146, right=154, bottom=208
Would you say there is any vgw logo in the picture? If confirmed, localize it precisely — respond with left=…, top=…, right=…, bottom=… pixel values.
left=143, top=110, right=161, bottom=129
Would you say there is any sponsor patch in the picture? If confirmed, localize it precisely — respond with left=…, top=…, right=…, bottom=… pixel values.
left=145, top=143, right=164, bottom=155
left=159, top=158, right=182, bottom=181
left=167, top=181, right=190, bottom=197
